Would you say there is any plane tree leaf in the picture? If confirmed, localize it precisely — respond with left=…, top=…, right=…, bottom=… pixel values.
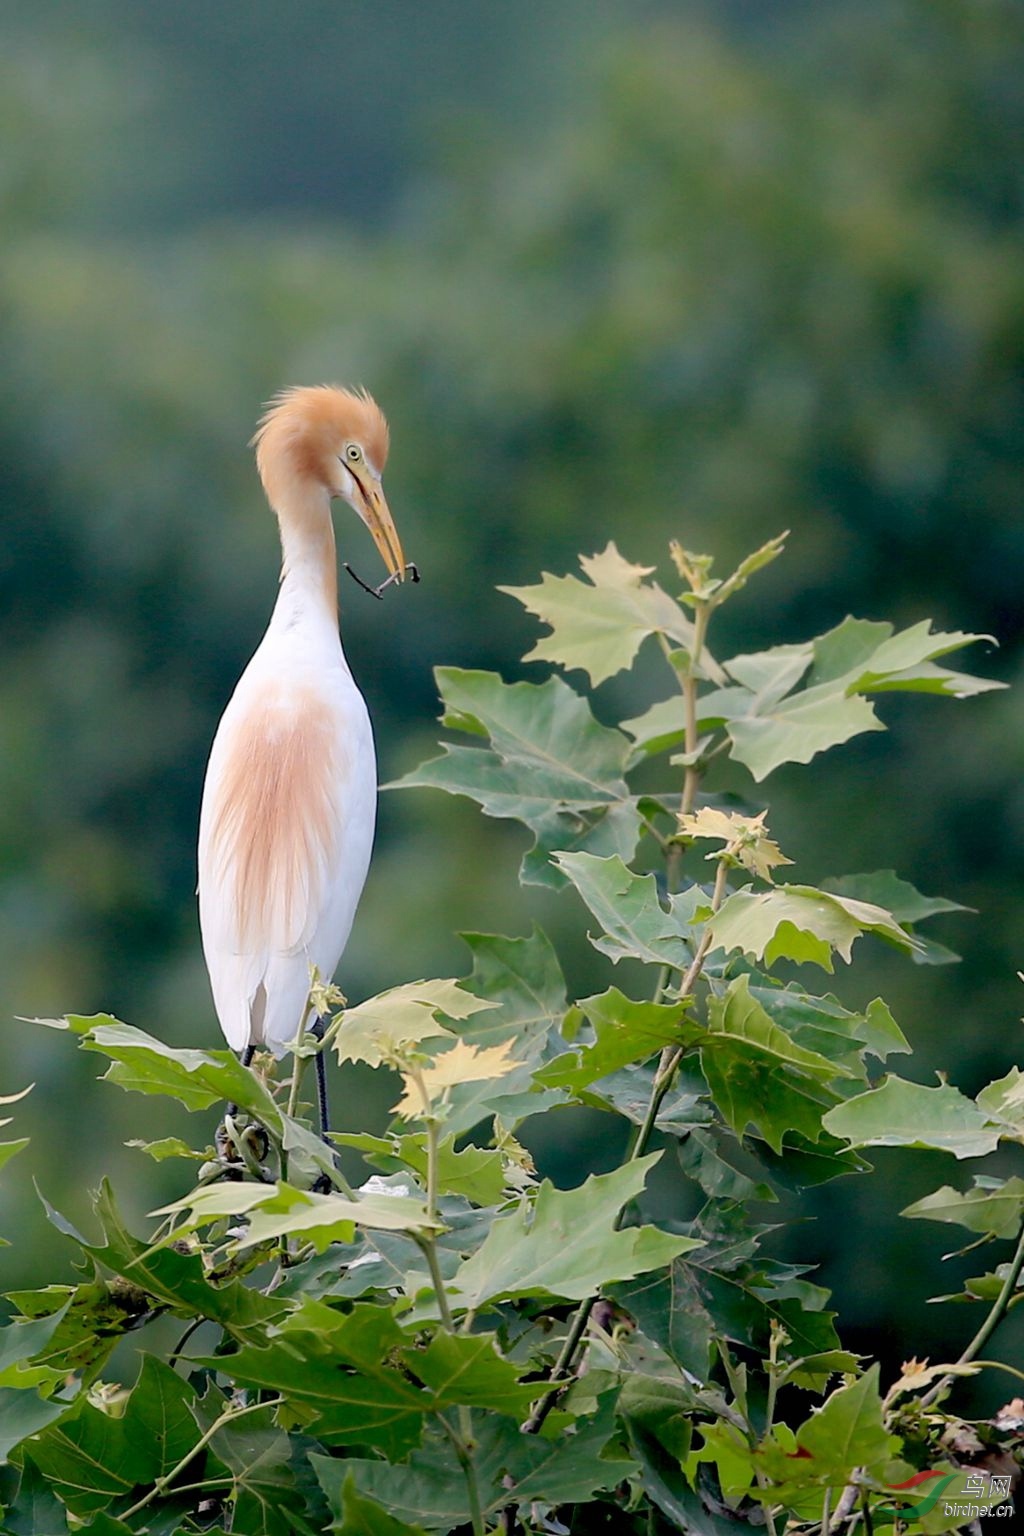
left=822, top=869, right=969, bottom=966
left=902, top=1177, right=1024, bottom=1239
left=823, top=1078, right=1002, bottom=1159
left=976, top=1067, right=1024, bottom=1140
left=36, top=1014, right=284, bottom=1128
left=708, top=885, right=918, bottom=972
left=554, top=852, right=696, bottom=969
left=390, top=668, right=642, bottom=886
left=700, top=976, right=843, bottom=1152
left=452, top=1154, right=701, bottom=1309
left=501, top=542, right=712, bottom=686
left=334, top=979, right=496, bottom=1068
left=793, top=1365, right=898, bottom=1479
left=318, top=1393, right=631, bottom=1530
left=438, top=927, right=571, bottom=1135
left=721, top=619, right=1000, bottom=780
left=535, top=988, right=699, bottom=1093
left=329, top=1474, right=429, bottom=1536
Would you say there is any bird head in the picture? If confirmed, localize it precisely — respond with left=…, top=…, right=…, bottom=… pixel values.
left=252, top=385, right=406, bottom=581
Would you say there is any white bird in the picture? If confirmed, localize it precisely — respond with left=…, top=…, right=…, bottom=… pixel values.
left=198, top=385, right=407, bottom=1121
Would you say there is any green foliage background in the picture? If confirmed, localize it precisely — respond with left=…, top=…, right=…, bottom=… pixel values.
left=2, top=0, right=1023, bottom=1396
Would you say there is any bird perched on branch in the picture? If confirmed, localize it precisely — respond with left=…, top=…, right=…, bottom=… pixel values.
left=198, top=385, right=410, bottom=1131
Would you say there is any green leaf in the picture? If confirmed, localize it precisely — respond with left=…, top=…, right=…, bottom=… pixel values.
left=0, top=1388, right=70, bottom=1465
left=193, top=1386, right=316, bottom=1536
left=453, top=1154, right=701, bottom=1308
left=976, top=1067, right=1024, bottom=1139
left=708, top=884, right=917, bottom=971
left=721, top=618, right=1000, bottom=780
left=69, top=1180, right=286, bottom=1341
left=823, top=1078, right=1001, bottom=1159
left=198, top=1302, right=427, bottom=1460
left=331, top=1474, right=428, bottom=1536
left=501, top=542, right=707, bottom=686
left=902, top=1177, right=1024, bottom=1239
left=390, top=668, right=641, bottom=886
left=555, top=853, right=695, bottom=969
left=677, top=1129, right=777, bottom=1204
left=794, top=1365, right=898, bottom=1477
left=28, top=1401, right=149, bottom=1516
left=535, top=988, right=698, bottom=1093
left=57, top=1014, right=283, bottom=1128
left=123, top=1355, right=199, bottom=1480
left=701, top=977, right=841, bottom=1153
left=384, top=1134, right=506, bottom=1206
left=333, top=978, right=495, bottom=1068
left=427, top=927, right=569, bottom=1136
left=727, top=688, right=883, bottom=782
left=0, top=1138, right=29, bottom=1175
left=405, top=1332, right=539, bottom=1416
left=156, top=1180, right=436, bottom=1251
left=317, top=1393, right=631, bottom=1529
left=821, top=870, right=968, bottom=926
left=124, top=1135, right=203, bottom=1162
left=0, top=1454, right=71, bottom=1534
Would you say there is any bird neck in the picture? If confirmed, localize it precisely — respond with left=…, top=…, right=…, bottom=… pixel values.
left=273, top=487, right=339, bottom=624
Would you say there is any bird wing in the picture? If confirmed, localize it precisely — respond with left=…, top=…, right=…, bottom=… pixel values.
left=198, top=674, right=350, bottom=1051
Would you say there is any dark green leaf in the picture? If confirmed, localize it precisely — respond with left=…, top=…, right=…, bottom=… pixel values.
left=535, top=988, right=698, bottom=1093
left=331, top=1474, right=428, bottom=1536
left=317, top=1393, right=632, bottom=1529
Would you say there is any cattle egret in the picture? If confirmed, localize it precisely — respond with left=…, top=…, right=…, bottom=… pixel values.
left=198, top=385, right=407, bottom=1133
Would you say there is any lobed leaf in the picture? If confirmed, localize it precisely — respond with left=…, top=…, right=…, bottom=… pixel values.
left=390, top=668, right=641, bottom=887
left=452, top=1154, right=701, bottom=1309
left=333, top=979, right=495, bottom=1069
left=501, top=541, right=711, bottom=686
left=555, top=852, right=696, bottom=969
left=823, top=1077, right=1001, bottom=1159
left=902, top=1177, right=1024, bottom=1239
left=708, top=884, right=918, bottom=971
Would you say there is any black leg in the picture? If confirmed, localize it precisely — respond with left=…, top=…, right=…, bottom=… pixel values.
left=310, top=1016, right=331, bottom=1139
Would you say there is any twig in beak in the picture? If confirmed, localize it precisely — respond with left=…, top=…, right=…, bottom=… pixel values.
left=343, top=561, right=420, bottom=600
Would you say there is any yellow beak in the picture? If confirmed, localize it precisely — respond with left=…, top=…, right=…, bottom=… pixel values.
left=353, top=478, right=406, bottom=581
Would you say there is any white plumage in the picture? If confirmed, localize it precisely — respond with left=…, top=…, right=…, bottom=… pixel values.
left=198, top=386, right=405, bottom=1057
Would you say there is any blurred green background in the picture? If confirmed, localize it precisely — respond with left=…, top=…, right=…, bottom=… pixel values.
left=3, top=0, right=1023, bottom=1399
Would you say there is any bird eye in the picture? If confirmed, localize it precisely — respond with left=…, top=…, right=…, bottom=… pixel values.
left=345, top=444, right=362, bottom=463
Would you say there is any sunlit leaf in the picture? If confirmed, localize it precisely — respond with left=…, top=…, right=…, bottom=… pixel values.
left=502, top=541, right=708, bottom=685
left=393, top=1038, right=518, bottom=1118
left=708, top=884, right=917, bottom=971
left=678, top=807, right=792, bottom=881
left=334, top=979, right=495, bottom=1069
left=794, top=1365, right=898, bottom=1477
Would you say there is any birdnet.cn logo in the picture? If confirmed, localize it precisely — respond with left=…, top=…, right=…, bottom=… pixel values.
left=874, top=1468, right=1014, bottom=1522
